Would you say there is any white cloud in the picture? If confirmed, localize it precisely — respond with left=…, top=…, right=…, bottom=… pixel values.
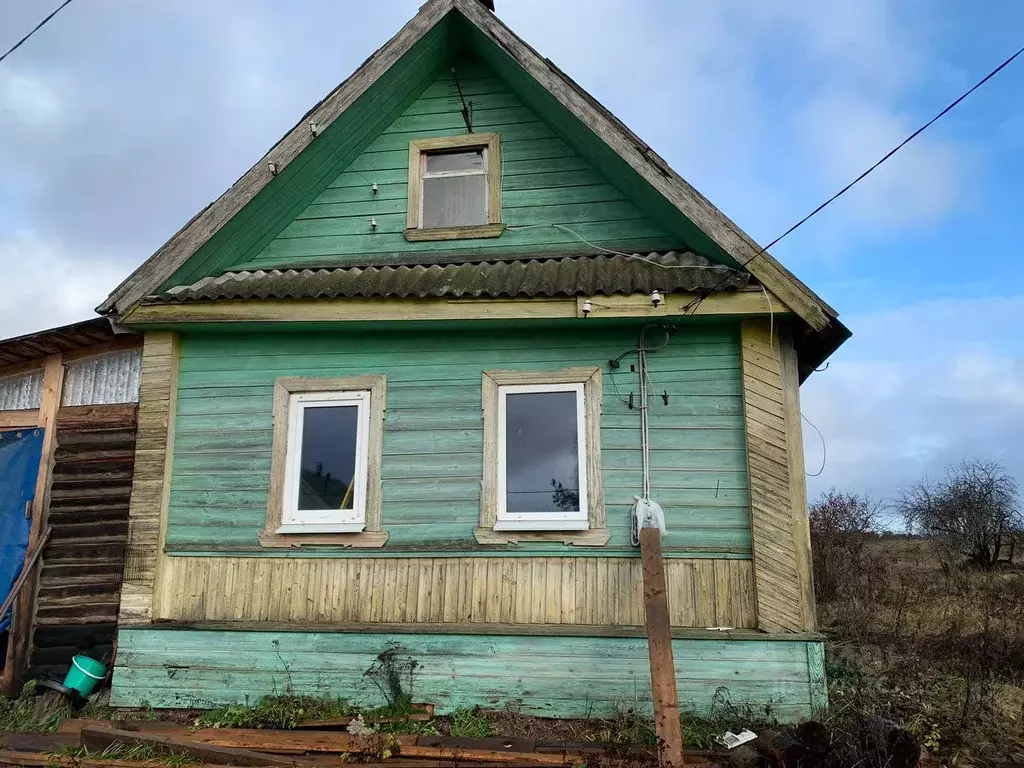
left=799, top=94, right=961, bottom=228
left=0, top=69, right=63, bottom=129
left=802, top=296, right=1024, bottom=501
left=0, top=232, right=129, bottom=338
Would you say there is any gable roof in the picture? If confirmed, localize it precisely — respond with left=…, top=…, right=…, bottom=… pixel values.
left=98, top=0, right=842, bottom=341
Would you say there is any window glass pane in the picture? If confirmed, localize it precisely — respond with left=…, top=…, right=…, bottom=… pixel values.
left=297, top=405, right=358, bottom=511
left=422, top=175, right=487, bottom=228
left=505, top=391, right=580, bottom=513
left=426, top=149, right=484, bottom=173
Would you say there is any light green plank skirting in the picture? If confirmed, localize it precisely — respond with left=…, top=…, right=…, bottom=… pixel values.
left=112, top=629, right=824, bottom=722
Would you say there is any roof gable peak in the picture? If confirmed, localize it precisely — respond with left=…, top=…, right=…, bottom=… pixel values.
left=99, top=0, right=839, bottom=343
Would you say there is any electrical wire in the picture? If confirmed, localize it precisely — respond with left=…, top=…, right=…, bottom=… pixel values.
left=747, top=42, right=1024, bottom=266
left=684, top=40, right=1024, bottom=315
left=505, top=222, right=745, bottom=275
left=0, top=0, right=75, bottom=65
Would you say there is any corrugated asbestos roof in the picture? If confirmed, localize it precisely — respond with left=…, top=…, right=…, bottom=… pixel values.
left=154, top=253, right=749, bottom=303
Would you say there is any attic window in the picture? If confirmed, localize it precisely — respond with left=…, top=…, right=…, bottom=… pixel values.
left=406, top=133, right=503, bottom=241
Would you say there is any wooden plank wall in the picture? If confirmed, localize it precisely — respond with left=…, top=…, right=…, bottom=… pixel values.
left=167, top=324, right=752, bottom=555
left=739, top=320, right=814, bottom=632
left=232, top=58, right=679, bottom=271
left=28, top=404, right=138, bottom=680
left=119, top=333, right=179, bottom=625
left=155, top=556, right=757, bottom=629
left=112, top=629, right=821, bottom=721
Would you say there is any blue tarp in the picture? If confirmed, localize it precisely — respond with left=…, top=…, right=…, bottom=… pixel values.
left=0, top=428, right=44, bottom=632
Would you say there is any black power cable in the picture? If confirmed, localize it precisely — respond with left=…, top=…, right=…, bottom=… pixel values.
left=0, top=0, right=75, bottom=65
left=684, top=41, right=1024, bottom=315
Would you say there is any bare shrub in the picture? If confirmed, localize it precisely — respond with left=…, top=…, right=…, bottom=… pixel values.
left=810, top=489, right=881, bottom=602
left=899, top=459, right=1022, bottom=568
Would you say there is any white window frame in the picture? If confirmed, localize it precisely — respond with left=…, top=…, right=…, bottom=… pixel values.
left=495, top=382, right=589, bottom=531
left=419, top=147, right=489, bottom=228
left=278, top=390, right=370, bottom=534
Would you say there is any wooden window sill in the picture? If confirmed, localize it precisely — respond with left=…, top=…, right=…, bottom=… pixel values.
left=258, top=530, right=389, bottom=549
left=404, top=223, right=505, bottom=242
left=473, top=527, right=611, bottom=547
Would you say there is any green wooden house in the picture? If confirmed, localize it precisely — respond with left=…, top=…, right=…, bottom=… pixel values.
left=100, top=0, right=849, bottom=720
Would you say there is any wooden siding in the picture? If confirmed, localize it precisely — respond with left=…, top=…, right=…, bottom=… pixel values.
left=154, top=556, right=756, bottom=629
left=159, top=20, right=453, bottom=292
left=166, top=323, right=752, bottom=555
left=119, top=333, right=179, bottom=625
left=111, top=628, right=822, bottom=721
left=740, top=320, right=814, bottom=632
left=29, top=405, right=137, bottom=680
left=231, top=58, right=679, bottom=271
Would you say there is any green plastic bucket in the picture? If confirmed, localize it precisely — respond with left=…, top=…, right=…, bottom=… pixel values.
left=62, top=655, right=106, bottom=697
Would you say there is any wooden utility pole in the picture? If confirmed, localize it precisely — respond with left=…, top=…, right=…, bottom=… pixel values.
left=640, top=526, right=684, bottom=767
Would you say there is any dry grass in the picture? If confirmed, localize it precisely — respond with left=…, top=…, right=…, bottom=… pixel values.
left=818, top=535, right=1024, bottom=766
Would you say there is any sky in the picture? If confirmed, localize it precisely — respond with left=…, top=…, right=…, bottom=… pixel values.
left=1, top=0, right=1022, bottom=507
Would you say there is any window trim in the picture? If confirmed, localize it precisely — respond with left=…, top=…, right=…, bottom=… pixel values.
left=496, top=382, right=589, bottom=531
left=405, top=133, right=503, bottom=242
left=279, top=390, right=370, bottom=534
left=477, top=368, right=609, bottom=547
left=260, top=375, right=388, bottom=549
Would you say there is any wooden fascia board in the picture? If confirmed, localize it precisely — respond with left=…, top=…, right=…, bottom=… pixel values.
left=453, top=0, right=835, bottom=333
left=121, top=289, right=789, bottom=325
left=97, top=0, right=458, bottom=317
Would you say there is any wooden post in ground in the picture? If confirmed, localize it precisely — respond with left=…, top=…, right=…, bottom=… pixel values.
left=640, top=526, right=684, bottom=767
left=2, top=353, right=63, bottom=696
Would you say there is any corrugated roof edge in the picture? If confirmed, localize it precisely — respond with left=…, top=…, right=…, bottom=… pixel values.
left=149, top=252, right=750, bottom=303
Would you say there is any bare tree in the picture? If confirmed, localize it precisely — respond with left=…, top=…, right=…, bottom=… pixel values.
left=899, top=459, right=1021, bottom=568
left=809, top=489, right=880, bottom=601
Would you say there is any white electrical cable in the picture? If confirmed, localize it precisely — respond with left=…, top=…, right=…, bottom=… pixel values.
left=504, top=222, right=747, bottom=275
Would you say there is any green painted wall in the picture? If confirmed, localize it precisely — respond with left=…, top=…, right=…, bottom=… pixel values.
left=111, top=628, right=824, bottom=721
left=166, top=321, right=751, bottom=556
left=229, top=58, right=681, bottom=272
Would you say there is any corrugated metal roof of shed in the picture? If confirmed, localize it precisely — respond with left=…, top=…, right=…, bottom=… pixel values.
left=0, top=318, right=134, bottom=369
left=154, top=252, right=749, bottom=303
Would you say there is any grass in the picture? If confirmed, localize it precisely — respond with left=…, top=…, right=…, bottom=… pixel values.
left=815, top=536, right=1024, bottom=766
left=50, top=742, right=200, bottom=766
left=0, top=684, right=115, bottom=733
left=195, top=693, right=353, bottom=729
left=448, top=707, right=493, bottom=739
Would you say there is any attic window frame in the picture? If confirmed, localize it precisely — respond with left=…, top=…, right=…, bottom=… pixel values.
left=405, top=133, right=504, bottom=242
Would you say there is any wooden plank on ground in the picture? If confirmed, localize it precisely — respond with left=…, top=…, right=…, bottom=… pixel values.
left=0, top=752, right=228, bottom=768
left=80, top=726, right=317, bottom=767
left=640, top=526, right=685, bottom=768
left=397, top=745, right=572, bottom=765
left=416, top=734, right=537, bottom=753
left=0, top=731, right=79, bottom=751
left=175, top=729, right=417, bottom=755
